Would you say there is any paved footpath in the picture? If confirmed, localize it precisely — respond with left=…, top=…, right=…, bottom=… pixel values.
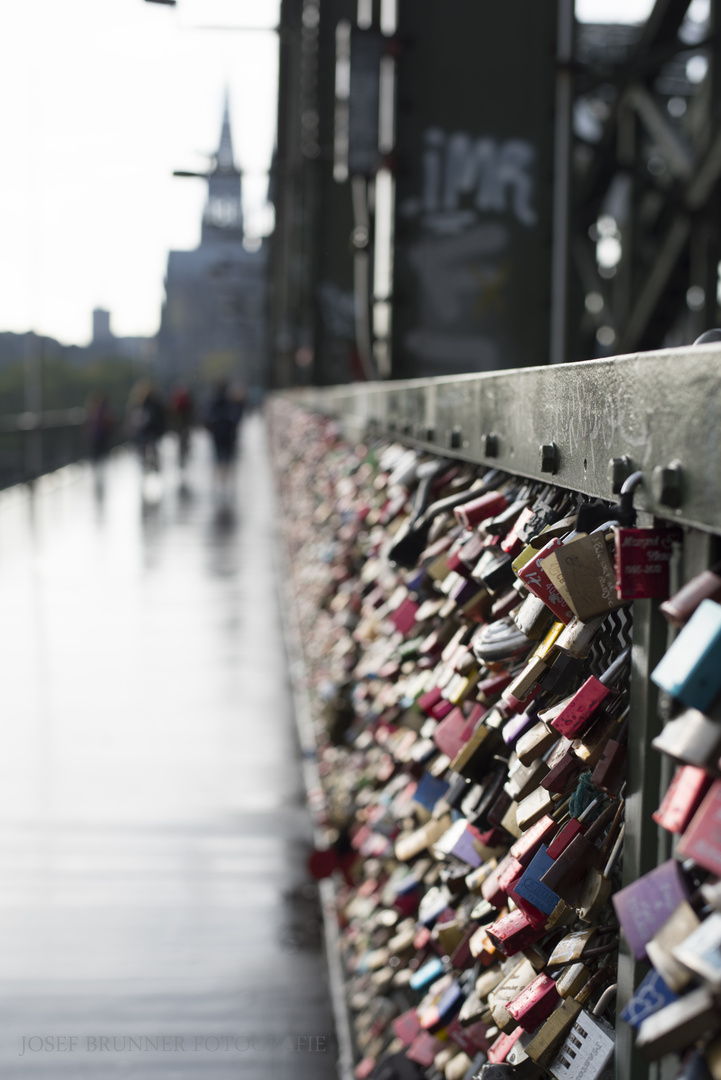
left=0, top=415, right=338, bottom=1079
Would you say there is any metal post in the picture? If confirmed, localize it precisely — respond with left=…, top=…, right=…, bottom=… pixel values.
left=551, top=0, right=574, bottom=365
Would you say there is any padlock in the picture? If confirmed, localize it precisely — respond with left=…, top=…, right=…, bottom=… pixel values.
left=652, top=764, right=713, bottom=834
left=572, top=706, right=623, bottom=767
left=477, top=552, right=517, bottom=597
left=444, top=1051, right=475, bottom=1080
left=516, top=720, right=559, bottom=766
left=671, top=910, right=721, bottom=990
left=524, top=966, right=614, bottom=1068
left=546, top=647, right=630, bottom=739
left=612, top=858, right=691, bottom=961
left=590, top=712, right=628, bottom=795
left=409, top=955, right=446, bottom=991
left=542, top=748, right=583, bottom=794
left=505, top=755, right=550, bottom=802
left=677, top=778, right=721, bottom=876
left=576, top=817, right=625, bottom=923
left=506, top=972, right=560, bottom=1032
left=450, top=720, right=504, bottom=780
left=513, top=844, right=562, bottom=916
left=614, top=525, right=678, bottom=600
left=509, top=814, right=559, bottom=868
left=660, top=565, right=721, bottom=627
left=651, top=705, right=721, bottom=769
left=619, top=968, right=678, bottom=1029
left=455, top=490, right=509, bottom=530
left=513, top=593, right=555, bottom=641
left=405, top=1029, right=447, bottom=1066
left=503, top=657, right=550, bottom=708
left=446, top=531, right=486, bottom=578
left=554, top=614, right=606, bottom=659
left=486, top=909, right=548, bottom=957
left=502, top=704, right=541, bottom=749
left=546, top=797, right=600, bottom=860
left=488, top=956, right=538, bottom=1031
left=555, top=963, right=591, bottom=1000
left=472, top=617, right=534, bottom=666
left=651, top=599, right=721, bottom=712
left=645, top=899, right=700, bottom=993
left=635, top=985, right=719, bottom=1059
left=505, top=1030, right=546, bottom=1075
left=516, top=535, right=575, bottom=625
left=539, top=800, right=619, bottom=904
left=547, top=989, right=617, bottom=1080
left=547, top=928, right=598, bottom=967
left=516, top=787, right=563, bottom=832
left=541, top=527, right=626, bottom=622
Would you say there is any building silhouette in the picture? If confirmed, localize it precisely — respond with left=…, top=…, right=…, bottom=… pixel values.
left=157, top=96, right=269, bottom=392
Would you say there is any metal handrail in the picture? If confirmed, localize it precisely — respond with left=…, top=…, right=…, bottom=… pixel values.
left=0, top=408, right=87, bottom=433
left=287, top=343, right=721, bottom=534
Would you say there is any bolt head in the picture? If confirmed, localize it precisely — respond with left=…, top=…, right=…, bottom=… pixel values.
left=652, top=462, right=683, bottom=508
left=608, top=455, right=632, bottom=494
left=482, top=433, right=499, bottom=458
left=539, top=442, right=559, bottom=474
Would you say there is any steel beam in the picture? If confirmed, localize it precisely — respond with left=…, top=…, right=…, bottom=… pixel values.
left=292, top=345, right=721, bottom=532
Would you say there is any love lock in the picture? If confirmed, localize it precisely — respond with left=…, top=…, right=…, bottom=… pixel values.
left=548, top=985, right=617, bottom=1080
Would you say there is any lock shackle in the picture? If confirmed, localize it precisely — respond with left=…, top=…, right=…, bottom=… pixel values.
left=593, top=982, right=618, bottom=1018
left=619, top=469, right=644, bottom=518
left=577, top=796, right=601, bottom=823
left=591, top=518, right=620, bottom=535
left=599, top=646, right=631, bottom=687
left=388, top=468, right=503, bottom=567
left=600, top=800, right=625, bottom=859
left=584, top=799, right=619, bottom=843
left=603, top=821, right=625, bottom=877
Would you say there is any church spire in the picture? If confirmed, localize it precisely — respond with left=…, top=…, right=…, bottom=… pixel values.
left=214, top=90, right=237, bottom=176
left=203, top=90, right=243, bottom=240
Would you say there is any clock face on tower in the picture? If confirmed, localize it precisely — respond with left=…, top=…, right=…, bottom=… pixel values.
left=207, top=196, right=239, bottom=228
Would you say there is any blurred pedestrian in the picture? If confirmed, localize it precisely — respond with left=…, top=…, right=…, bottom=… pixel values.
left=168, top=384, right=194, bottom=469
left=86, top=390, right=113, bottom=462
left=128, top=380, right=166, bottom=473
left=204, top=381, right=244, bottom=493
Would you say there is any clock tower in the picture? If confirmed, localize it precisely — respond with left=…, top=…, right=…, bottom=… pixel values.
left=158, top=91, right=269, bottom=391
left=202, top=93, right=243, bottom=241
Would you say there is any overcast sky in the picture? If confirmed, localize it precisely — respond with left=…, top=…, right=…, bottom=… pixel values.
left=0, top=0, right=702, bottom=347
left=0, top=0, right=279, bottom=346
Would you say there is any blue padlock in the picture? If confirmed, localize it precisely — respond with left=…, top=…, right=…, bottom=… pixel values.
left=413, top=773, right=451, bottom=811
left=651, top=599, right=721, bottom=711
left=620, top=969, right=678, bottom=1028
left=514, top=844, right=561, bottom=915
left=409, top=956, right=445, bottom=991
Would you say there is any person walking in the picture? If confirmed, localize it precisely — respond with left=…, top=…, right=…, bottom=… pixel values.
left=204, top=381, right=244, bottom=498
left=128, top=380, right=167, bottom=474
left=168, top=384, right=194, bottom=470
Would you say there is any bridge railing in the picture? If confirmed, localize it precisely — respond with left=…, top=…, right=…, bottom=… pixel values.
left=277, top=343, right=721, bottom=1080
left=0, top=407, right=94, bottom=488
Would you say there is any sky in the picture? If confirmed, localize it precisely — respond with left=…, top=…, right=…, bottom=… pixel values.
left=0, top=0, right=699, bottom=347
left=0, top=0, right=280, bottom=346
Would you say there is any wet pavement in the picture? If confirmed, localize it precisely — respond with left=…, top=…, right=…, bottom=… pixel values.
left=0, top=416, right=338, bottom=1078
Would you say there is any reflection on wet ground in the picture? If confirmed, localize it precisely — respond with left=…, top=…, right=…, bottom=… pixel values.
left=0, top=418, right=337, bottom=1078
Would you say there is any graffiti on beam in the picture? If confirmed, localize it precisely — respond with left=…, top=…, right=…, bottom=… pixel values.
left=397, top=128, right=538, bottom=372
left=400, top=129, right=538, bottom=235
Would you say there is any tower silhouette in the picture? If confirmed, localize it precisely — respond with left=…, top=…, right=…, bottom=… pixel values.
left=202, top=93, right=244, bottom=241
left=158, top=94, right=269, bottom=391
